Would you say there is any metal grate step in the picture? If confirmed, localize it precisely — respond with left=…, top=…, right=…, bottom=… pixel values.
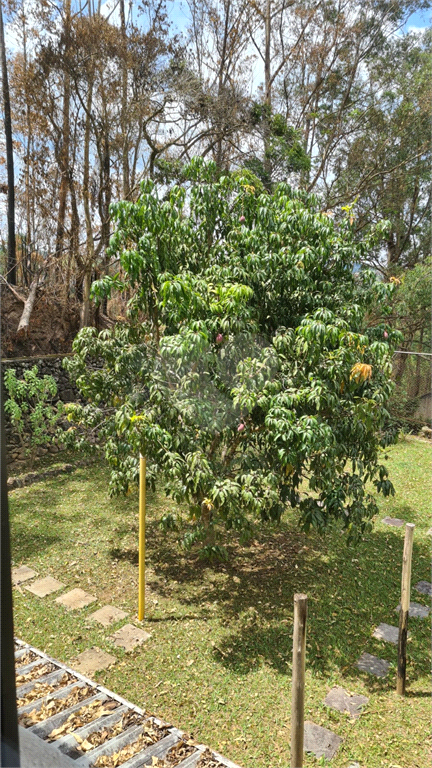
left=15, top=639, right=242, bottom=768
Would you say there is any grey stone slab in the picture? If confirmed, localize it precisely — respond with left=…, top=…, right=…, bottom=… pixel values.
left=303, top=721, right=342, bottom=760
left=347, top=763, right=361, bottom=768
left=12, top=565, right=37, bottom=585
left=55, top=588, right=96, bottom=610
left=373, top=623, right=406, bottom=645
left=396, top=601, right=430, bottom=619
left=427, top=528, right=432, bottom=536
left=71, top=647, right=117, bottom=676
left=89, top=604, right=129, bottom=627
left=414, top=580, right=432, bottom=596
left=381, top=516, right=405, bottom=527
left=25, top=577, right=65, bottom=597
left=324, top=687, right=368, bottom=717
left=356, top=652, right=389, bottom=678
left=109, top=623, right=151, bottom=652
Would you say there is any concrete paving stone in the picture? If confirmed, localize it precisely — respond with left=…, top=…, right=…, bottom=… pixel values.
left=304, top=721, right=342, bottom=760
left=55, top=588, right=97, bottom=610
left=395, top=601, right=430, bottom=619
left=89, top=605, right=129, bottom=627
left=12, top=566, right=37, bottom=585
left=109, top=623, right=151, bottom=652
left=356, top=652, right=389, bottom=678
left=347, top=763, right=361, bottom=768
left=324, top=687, right=369, bottom=717
left=381, top=516, right=405, bottom=527
left=372, top=623, right=406, bottom=645
left=72, top=647, right=117, bottom=676
left=25, top=577, right=65, bottom=597
left=414, top=580, right=432, bottom=596
left=427, top=528, right=432, bottom=536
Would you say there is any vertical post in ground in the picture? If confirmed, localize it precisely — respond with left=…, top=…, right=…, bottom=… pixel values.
left=291, top=593, right=307, bottom=768
left=397, top=522, right=414, bottom=696
left=138, top=454, right=146, bottom=621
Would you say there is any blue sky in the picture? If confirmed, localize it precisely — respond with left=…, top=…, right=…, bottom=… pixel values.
left=404, top=6, right=431, bottom=30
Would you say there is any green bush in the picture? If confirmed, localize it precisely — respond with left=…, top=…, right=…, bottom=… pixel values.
left=4, top=366, right=64, bottom=467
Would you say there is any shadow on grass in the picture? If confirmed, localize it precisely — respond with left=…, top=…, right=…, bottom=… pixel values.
left=109, top=546, right=138, bottom=565
left=143, top=520, right=431, bottom=688
left=10, top=529, right=62, bottom=560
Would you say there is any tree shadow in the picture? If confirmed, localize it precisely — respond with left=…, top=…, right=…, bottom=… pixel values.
left=145, top=520, right=431, bottom=687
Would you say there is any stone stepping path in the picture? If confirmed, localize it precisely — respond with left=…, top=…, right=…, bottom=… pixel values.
left=381, top=516, right=405, bottom=527
left=395, top=601, right=430, bottom=619
left=55, top=588, right=97, bottom=610
left=414, top=580, right=432, bottom=596
left=89, top=605, right=129, bottom=626
left=72, top=646, right=117, bottom=676
left=12, top=565, right=37, bottom=585
left=324, top=687, right=368, bottom=718
left=25, top=576, right=65, bottom=597
left=304, top=721, right=342, bottom=760
left=372, top=623, right=407, bottom=645
left=356, top=652, right=389, bottom=677
left=109, top=623, right=151, bottom=652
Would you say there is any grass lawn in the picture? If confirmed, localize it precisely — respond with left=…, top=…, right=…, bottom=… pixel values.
left=9, top=436, right=431, bottom=767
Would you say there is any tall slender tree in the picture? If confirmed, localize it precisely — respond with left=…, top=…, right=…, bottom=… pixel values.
left=0, top=0, right=16, bottom=284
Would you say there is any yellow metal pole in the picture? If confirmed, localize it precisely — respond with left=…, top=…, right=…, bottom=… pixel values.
left=138, top=454, right=146, bottom=621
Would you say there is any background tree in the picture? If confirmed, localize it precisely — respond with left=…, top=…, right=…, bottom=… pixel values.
left=0, top=0, right=16, bottom=284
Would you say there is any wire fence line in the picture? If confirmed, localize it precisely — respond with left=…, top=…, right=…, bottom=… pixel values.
left=390, top=349, right=431, bottom=428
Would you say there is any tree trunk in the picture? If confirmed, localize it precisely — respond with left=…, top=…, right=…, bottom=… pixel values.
left=119, top=0, right=130, bottom=199
left=81, top=268, right=92, bottom=328
left=81, top=73, right=95, bottom=328
left=0, top=0, right=16, bottom=285
left=17, top=276, right=38, bottom=335
left=263, top=0, right=272, bottom=185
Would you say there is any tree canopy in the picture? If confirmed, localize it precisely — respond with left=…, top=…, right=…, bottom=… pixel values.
left=65, top=160, right=399, bottom=554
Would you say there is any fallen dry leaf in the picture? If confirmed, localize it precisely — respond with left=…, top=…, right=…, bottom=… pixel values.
left=196, top=748, right=226, bottom=768
left=17, top=673, right=74, bottom=708
left=18, top=685, right=95, bottom=727
left=16, top=663, right=56, bottom=685
left=47, top=699, right=118, bottom=741
left=93, top=719, right=170, bottom=767
left=15, top=651, right=38, bottom=668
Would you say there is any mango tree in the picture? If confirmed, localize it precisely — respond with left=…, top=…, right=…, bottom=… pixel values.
left=65, top=159, right=399, bottom=555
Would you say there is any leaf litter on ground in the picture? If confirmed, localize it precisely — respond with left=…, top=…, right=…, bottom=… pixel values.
left=196, top=748, right=226, bottom=768
left=47, top=699, right=119, bottom=741
left=93, top=719, right=171, bottom=767
left=150, top=737, right=197, bottom=766
left=18, top=684, right=96, bottom=726
left=74, top=711, right=164, bottom=753
left=17, top=673, right=75, bottom=708
left=16, top=663, right=56, bottom=685
left=15, top=650, right=38, bottom=668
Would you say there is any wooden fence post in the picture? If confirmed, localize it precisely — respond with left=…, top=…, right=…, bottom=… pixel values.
left=291, top=593, right=307, bottom=768
left=397, top=522, right=414, bottom=696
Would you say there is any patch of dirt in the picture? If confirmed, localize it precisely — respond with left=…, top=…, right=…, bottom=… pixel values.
left=1, top=285, right=80, bottom=358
